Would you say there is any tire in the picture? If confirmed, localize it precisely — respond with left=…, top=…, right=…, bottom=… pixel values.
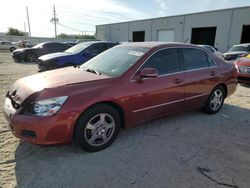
left=203, top=85, right=225, bottom=114
left=10, top=47, right=16, bottom=52
left=74, top=104, right=121, bottom=152
left=26, top=53, right=37, bottom=62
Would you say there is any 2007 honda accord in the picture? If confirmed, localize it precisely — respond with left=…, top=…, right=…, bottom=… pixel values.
left=3, top=42, right=237, bottom=152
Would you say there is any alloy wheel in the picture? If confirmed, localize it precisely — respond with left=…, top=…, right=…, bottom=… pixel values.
left=210, top=89, right=223, bottom=111
left=26, top=54, right=37, bottom=62
left=84, top=113, right=115, bottom=147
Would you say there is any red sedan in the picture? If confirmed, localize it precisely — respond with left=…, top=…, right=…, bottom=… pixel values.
left=234, top=54, right=250, bottom=84
left=3, top=42, right=237, bottom=152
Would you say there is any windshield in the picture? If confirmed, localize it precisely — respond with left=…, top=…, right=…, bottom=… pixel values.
left=80, top=46, right=149, bottom=77
left=32, top=43, right=44, bottom=48
left=229, top=45, right=250, bottom=52
left=65, top=42, right=92, bottom=54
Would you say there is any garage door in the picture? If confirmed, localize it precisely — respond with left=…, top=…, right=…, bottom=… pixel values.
left=157, top=30, right=174, bottom=42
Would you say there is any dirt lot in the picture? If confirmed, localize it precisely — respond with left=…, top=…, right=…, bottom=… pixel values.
left=0, top=51, right=250, bottom=188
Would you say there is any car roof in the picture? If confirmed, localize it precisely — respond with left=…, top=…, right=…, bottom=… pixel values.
left=79, top=41, right=117, bottom=45
left=119, top=42, right=199, bottom=49
left=197, top=44, right=213, bottom=48
left=233, top=43, right=250, bottom=47
left=36, top=42, right=68, bottom=46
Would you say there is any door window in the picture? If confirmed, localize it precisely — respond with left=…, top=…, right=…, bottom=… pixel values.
left=181, top=48, right=210, bottom=70
left=142, top=48, right=180, bottom=75
left=87, top=43, right=107, bottom=54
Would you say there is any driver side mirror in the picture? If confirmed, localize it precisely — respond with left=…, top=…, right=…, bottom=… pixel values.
left=139, top=67, right=159, bottom=78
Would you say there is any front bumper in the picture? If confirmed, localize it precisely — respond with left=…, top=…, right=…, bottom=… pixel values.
left=3, top=97, right=75, bottom=145
left=238, top=73, right=250, bottom=84
left=12, top=53, right=25, bottom=61
left=38, top=64, right=47, bottom=72
left=37, top=59, right=58, bottom=72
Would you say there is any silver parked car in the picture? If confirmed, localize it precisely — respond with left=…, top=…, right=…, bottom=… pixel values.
left=223, top=43, right=250, bottom=61
left=0, top=41, right=18, bottom=52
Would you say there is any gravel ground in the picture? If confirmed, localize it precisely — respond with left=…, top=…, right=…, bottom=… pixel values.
left=0, top=51, right=250, bottom=188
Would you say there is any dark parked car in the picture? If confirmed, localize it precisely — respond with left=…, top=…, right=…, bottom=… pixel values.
left=3, top=42, right=237, bottom=152
left=37, top=41, right=118, bottom=72
left=234, top=54, right=250, bottom=84
left=223, top=43, right=250, bottom=61
left=12, top=42, right=71, bottom=62
left=63, top=41, right=77, bottom=46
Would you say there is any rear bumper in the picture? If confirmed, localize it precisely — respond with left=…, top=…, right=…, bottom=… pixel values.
left=224, top=76, right=238, bottom=97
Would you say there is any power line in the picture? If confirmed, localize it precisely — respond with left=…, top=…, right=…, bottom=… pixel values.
left=57, top=23, right=95, bottom=34
left=46, top=5, right=95, bottom=36
left=57, top=23, right=82, bottom=32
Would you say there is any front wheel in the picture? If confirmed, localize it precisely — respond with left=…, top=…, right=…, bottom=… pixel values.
left=203, top=85, right=225, bottom=114
left=74, top=104, right=121, bottom=152
left=10, top=47, right=16, bottom=52
left=26, top=53, right=37, bottom=62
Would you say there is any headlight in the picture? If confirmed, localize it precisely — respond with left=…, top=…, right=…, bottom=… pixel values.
left=31, top=96, right=68, bottom=116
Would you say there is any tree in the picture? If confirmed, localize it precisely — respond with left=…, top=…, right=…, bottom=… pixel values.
left=57, top=33, right=69, bottom=38
left=57, top=33, right=95, bottom=39
left=6, top=27, right=25, bottom=36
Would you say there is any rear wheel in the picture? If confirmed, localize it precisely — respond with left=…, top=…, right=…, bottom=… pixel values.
left=26, top=53, right=37, bottom=62
left=74, top=104, right=121, bottom=152
left=203, top=85, right=225, bottom=114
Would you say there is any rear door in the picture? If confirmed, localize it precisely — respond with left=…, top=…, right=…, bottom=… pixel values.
left=180, top=48, right=219, bottom=108
left=127, top=48, right=185, bottom=122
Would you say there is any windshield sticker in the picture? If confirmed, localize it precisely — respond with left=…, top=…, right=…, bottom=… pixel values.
left=128, top=51, right=144, bottom=57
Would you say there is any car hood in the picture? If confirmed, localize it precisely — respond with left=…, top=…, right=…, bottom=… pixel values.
left=13, top=48, right=33, bottom=53
left=8, top=67, right=111, bottom=105
left=39, top=52, right=72, bottom=61
left=235, top=57, right=250, bottom=67
left=223, top=51, right=248, bottom=56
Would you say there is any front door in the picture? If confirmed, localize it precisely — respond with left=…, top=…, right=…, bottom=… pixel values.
left=126, top=48, right=185, bottom=123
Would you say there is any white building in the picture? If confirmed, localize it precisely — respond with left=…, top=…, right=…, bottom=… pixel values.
left=96, top=6, right=250, bottom=51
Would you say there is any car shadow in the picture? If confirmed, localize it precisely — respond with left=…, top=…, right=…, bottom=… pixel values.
left=15, top=61, right=37, bottom=65
left=239, top=83, right=250, bottom=88
left=12, top=103, right=250, bottom=187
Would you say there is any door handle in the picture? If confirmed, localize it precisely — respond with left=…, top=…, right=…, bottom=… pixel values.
left=209, top=71, right=217, bottom=76
left=173, top=78, right=184, bottom=84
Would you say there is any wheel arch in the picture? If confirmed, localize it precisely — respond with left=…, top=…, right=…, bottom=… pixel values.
left=215, top=83, right=228, bottom=98
left=72, top=101, right=126, bottom=141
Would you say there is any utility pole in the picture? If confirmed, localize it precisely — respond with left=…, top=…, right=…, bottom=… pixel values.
left=24, top=22, right=27, bottom=36
left=50, top=5, right=58, bottom=38
left=26, top=6, right=31, bottom=37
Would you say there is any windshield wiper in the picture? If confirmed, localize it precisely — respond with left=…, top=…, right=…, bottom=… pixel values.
left=85, top=68, right=101, bottom=75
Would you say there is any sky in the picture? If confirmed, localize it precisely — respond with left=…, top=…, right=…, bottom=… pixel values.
left=1, top=0, right=250, bottom=37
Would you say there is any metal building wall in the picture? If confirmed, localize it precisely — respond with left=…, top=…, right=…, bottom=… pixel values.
left=183, top=10, right=233, bottom=51
left=229, top=7, right=250, bottom=47
left=96, top=6, right=250, bottom=51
